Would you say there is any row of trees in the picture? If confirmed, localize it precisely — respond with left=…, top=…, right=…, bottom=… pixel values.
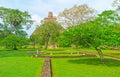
left=0, top=1, right=119, bottom=63
left=30, top=0, right=120, bottom=62
left=30, top=4, right=96, bottom=49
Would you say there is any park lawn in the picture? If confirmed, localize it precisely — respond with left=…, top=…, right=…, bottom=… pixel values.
left=0, top=51, right=44, bottom=77
left=52, top=58, right=120, bottom=77
left=0, top=51, right=34, bottom=57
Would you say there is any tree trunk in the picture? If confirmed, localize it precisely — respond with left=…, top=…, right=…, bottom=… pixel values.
left=95, top=47, right=104, bottom=63
left=13, top=44, right=17, bottom=50
left=33, top=42, right=36, bottom=49
left=5, top=44, right=8, bottom=48
left=45, top=34, right=50, bottom=50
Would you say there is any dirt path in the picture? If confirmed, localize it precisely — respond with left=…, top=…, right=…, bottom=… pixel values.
left=41, top=58, right=52, bottom=77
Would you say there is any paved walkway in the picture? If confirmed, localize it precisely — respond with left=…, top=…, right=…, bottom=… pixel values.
left=41, top=58, right=52, bottom=77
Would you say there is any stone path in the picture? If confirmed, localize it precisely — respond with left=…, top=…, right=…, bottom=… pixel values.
left=41, top=58, right=52, bottom=77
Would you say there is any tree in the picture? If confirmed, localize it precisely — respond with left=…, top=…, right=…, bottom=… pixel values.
left=112, top=0, right=120, bottom=10
left=0, top=7, right=33, bottom=36
left=61, top=21, right=120, bottom=63
left=58, top=4, right=95, bottom=27
left=96, top=10, right=120, bottom=25
left=0, top=23, right=6, bottom=39
left=57, top=33, right=72, bottom=47
left=30, top=34, right=39, bottom=49
left=1, top=34, right=29, bottom=50
left=32, top=21, right=63, bottom=49
left=0, top=30, right=4, bottom=39
left=60, top=10, right=120, bottom=63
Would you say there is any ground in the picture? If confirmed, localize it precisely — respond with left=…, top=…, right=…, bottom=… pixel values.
left=0, top=48, right=120, bottom=77
left=52, top=58, right=120, bottom=77
left=0, top=51, right=44, bottom=77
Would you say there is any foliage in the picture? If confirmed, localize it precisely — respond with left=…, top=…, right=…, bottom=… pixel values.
left=30, top=34, right=42, bottom=49
left=0, top=7, right=33, bottom=36
left=112, top=0, right=120, bottom=10
left=32, top=21, right=63, bottom=49
left=96, top=10, right=120, bottom=25
left=59, top=10, right=120, bottom=62
left=57, top=34, right=72, bottom=47
left=1, top=34, right=29, bottom=50
left=58, top=4, right=95, bottom=27
left=0, top=30, right=4, bottom=39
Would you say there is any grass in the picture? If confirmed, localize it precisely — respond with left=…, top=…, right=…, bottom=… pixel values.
left=0, top=51, right=44, bottom=77
left=52, top=58, right=120, bottom=77
left=0, top=51, right=33, bottom=58
left=0, top=47, right=119, bottom=77
left=0, top=48, right=37, bottom=51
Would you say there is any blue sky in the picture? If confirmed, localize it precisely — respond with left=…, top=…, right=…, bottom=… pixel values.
left=0, top=0, right=114, bottom=36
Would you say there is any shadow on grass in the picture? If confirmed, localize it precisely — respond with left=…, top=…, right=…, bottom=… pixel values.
left=109, top=53, right=120, bottom=56
left=68, top=58, right=120, bottom=67
left=0, top=51, right=34, bottom=58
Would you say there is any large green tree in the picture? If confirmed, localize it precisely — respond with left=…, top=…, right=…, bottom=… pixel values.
left=0, top=7, right=33, bottom=36
left=59, top=10, right=120, bottom=63
left=32, top=21, right=63, bottom=49
left=58, top=4, right=95, bottom=27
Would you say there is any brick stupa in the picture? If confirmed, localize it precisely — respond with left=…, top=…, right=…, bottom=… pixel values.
left=44, top=12, right=56, bottom=23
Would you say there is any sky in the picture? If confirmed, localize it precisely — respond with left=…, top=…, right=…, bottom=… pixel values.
left=0, top=0, right=115, bottom=36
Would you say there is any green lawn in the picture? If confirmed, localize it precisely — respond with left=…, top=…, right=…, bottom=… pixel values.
left=0, top=48, right=120, bottom=77
left=0, top=51, right=44, bottom=77
left=52, top=58, right=120, bottom=77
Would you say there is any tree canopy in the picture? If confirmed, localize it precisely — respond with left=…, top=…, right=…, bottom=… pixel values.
left=58, top=10, right=120, bottom=62
left=113, top=0, right=120, bottom=10
left=58, top=4, right=95, bottom=27
left=0, top=7, right=33, bottom=36
left=31, top=21, right=63, bottom=49
left=1, top=34, right=29, bottom=50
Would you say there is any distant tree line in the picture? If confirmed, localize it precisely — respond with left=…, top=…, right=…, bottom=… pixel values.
left=30, top=1, right=120, bottom=63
